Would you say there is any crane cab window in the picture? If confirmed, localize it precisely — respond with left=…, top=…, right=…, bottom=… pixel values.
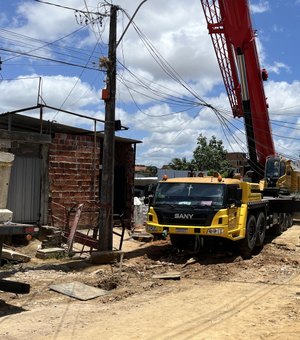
left=153, top=182, right=225, bottom=207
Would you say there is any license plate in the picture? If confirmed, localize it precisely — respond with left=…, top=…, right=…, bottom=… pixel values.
left=175, top=228, right=188, bottom=233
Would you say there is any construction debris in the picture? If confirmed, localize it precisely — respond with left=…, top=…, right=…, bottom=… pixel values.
left=1, top=247, right=31, bottom=263
left=36, top=247, right=65, bottom=259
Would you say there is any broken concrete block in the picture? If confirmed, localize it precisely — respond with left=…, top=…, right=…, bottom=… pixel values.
left=0, top=209, right=13, bottom=223
left=36, top=247, right=65, bottom=259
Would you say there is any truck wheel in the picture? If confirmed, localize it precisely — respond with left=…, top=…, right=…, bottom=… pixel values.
left=281, top=213, right=288, bottom=231
left=272, top=213, right=287, bottom=235
left=255, top=212, right=266, bottom=247
left=239, top=215, right=256, bottom=259
left=287, top=213, right=293, bottom=228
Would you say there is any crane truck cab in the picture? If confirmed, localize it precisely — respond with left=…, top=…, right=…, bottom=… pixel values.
left=261, top=156, right=300, bottom=196
left=146, top=175, right=294, bottom=258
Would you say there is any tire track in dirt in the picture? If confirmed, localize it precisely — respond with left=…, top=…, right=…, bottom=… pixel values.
left=148, top=272, right=300, bottom=340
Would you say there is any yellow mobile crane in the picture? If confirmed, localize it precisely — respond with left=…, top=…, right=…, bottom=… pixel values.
left=146, top=1, right=300, bottom=258
left=146, top=175, right=298, bottom=258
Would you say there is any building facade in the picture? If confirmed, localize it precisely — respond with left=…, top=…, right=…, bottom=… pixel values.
left=0, top=112, right=140, bottom=230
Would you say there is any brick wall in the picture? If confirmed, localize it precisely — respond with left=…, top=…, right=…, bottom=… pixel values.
left=49, top=133, right=100, bottom=228
left=48, top=133, right=135, bottom=230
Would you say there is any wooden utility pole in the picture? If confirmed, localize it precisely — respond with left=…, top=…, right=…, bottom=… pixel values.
left=98, top=1, right=148, bottom=252
left=98, top=5, right=118, bottom=251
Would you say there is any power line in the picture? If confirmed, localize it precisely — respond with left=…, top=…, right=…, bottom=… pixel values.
left=33, top=0, right=110, bottom=16
left=0, top=27, right=96, bottom=63
left=0, top=47, right=103, bottom=72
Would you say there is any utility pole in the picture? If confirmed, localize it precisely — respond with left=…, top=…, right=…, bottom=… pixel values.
left=98, top=1, right=148, bottom=252
left=98, top=5, right=118, bottom=251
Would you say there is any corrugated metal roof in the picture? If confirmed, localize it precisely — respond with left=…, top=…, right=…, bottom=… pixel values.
left=0, top=111, right=141, bottom=144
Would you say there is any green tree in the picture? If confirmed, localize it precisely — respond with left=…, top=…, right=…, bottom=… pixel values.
left=168, top=157, right=194, bottom=171
left=193, top=134, right=230, bottom=175
left=146, top=165, right=157, bottom=176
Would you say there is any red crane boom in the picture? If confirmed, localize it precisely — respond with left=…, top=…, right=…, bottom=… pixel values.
left=201, top=0, right=275, bottom=177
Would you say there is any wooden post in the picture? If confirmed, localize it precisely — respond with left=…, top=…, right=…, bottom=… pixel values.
left=98, top=5, right=118, bottom=251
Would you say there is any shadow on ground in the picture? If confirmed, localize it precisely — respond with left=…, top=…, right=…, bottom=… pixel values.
left=0, top=299, right=28, bottom=318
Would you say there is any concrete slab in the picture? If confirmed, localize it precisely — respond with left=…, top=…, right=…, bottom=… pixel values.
left=36, top=247, right=65, bottom=259
left=49, top=281, right=108, bottom=300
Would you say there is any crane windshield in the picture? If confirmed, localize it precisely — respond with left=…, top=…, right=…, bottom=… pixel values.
left=153, top=182, right=225, bottom=207
left=265, top=157, right=286, bottom=179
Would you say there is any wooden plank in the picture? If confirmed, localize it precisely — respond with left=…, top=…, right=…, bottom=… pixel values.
left=66, top=204, right=84, bottom=254
left=152, top=272, right=181, bottom=280
left=0, top=279, right=30, bottom=294
left=1, top=248, right=31, bottom=262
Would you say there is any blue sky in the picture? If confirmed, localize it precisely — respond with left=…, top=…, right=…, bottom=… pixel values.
left=1, top=0, right=300, bottom=167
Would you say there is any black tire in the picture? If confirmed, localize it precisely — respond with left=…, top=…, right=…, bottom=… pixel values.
left=281, top=213, right=288, bottom=231
left=239, top=215, right=256, bottom=259
left=272, top=223, right=282, bottom=236
left=255, top=212, right=266, bottom=247
left=272, top=213, right=287, bottom=235
left=287, top=213, right=293, bottom=228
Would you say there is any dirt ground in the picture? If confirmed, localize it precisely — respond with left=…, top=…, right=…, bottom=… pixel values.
left=1, top=224, right=300, bottom=340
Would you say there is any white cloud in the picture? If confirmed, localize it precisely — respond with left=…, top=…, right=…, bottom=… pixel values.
left=118, top=0, right=220, bottom=89
left=272, top=25, right=284, bottom=33
left=0, top=12, right=8, bottom=26
left=0, top=74, right=103, bottom=129
left=1, top=0, right=300, bottom=167
left=255, top=37, right=290, bottom=76
left=267, top=62, right=290, bottom=75
left=250, top=1, right=270, bottom=14
left=266, top=80, right=300, bottom=114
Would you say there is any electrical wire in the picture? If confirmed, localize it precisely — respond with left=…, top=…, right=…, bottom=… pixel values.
left=0, top=47, right=102, bottom=72
left=116, top=9, right=300, bottom=168
left=52, top=35, right=103, bottom=120
left=0, top=27, right=99, bottom=64
left=2, top=2, right=300, bottom=168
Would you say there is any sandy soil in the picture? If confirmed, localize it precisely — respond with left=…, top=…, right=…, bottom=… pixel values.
left=1, top=225, right=300, bottom=339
